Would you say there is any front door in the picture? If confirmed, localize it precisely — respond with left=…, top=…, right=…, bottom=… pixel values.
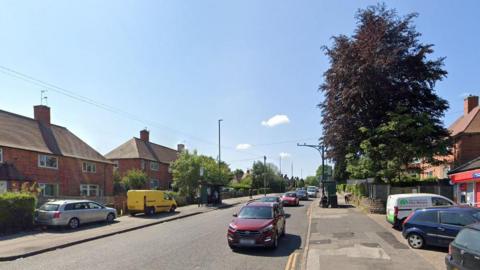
left=0, top=181, right=7, bottom=194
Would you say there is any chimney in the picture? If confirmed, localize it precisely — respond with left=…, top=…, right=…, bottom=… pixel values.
left=464, top=95, right=479, bottom=115
left=140, top=129, right=149, bottom=142
left=34, top=105, right=51, bottom=125
left=177, top=144, right=185, bottom=153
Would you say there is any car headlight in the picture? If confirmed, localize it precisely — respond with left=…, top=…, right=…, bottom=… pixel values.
left=261, top=224, right=274, bottom=233
left=228, top=223, right=237, bottom=231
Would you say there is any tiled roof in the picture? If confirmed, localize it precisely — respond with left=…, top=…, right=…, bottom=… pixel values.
left=448, top=106, right=480, bottom=137
left=105, top=138, right=178, bottom=164
left=448, top=156, right=480, bottom=175
left=0, top=109, right=110, bottom=164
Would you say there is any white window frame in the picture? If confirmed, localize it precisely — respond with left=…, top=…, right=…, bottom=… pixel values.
left=39, top=183, right=58, bottom=197
left=150, top=161, right=159, bottom=171
left=82, top=162, right=96, bottom=173
left=113, top=160, right=119, bottom=171
left=80, top=184, right=100, bottom=197
left=38, top=154, right=58, bottom=169
left=0, top=148, right=3, bottom=163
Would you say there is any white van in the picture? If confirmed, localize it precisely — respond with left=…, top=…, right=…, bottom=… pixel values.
left=386, top=193, right=455, bottom=228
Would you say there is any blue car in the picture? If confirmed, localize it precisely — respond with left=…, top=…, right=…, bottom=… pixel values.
left=402, top=206, right=480, bottom=249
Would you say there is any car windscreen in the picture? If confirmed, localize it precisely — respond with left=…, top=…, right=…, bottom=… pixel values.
left=238, top=206, right=273, bottom=219
left=39, top=203, right=60, bottom=211
left=285, top=193, right=296, bottom=197
left=307, top=188, right=316, bottom=191
left=454, top=228, right=480, bottom=253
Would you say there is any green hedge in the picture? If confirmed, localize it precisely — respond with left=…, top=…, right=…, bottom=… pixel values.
left=166, top=191, right=188, bottom=207
left=345, top=184, right=367, bottom=197
left=0, top=193, right=36, bottom=234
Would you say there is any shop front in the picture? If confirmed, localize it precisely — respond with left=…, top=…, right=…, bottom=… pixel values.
left=448, top=158, right=480, bottom=207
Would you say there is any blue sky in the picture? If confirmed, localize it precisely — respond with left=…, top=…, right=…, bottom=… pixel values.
left=0, top=1, right=478, bottom=178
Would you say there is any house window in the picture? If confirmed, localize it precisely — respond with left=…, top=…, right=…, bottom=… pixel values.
left=427, top=171, right=433, bottom=177
left=150, top=162, right=159, bottom=171
left=443, top=166, right=451, bottom=179
left=82, top=162, right=96, bottom=173
left=38, top=154, right=58, bottom=169
left=150, top=179, right=159, bottom=190
left=113, top=160, right=119, bottom=171
left=39, top=183, right=58, bottom=197
left=80, top=184, right=99, bottom=197
left=0, top=148, right=3, bottom=163
left=141, top=160, right=145, bottom=170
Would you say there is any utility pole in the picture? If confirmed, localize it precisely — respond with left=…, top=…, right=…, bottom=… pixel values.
left=291, top=163, right=293, bottom=179
left=279, top=156, right=282, bottom=175
left=263, top=156, right=267, bottom=196
left=218, top=119, right=223, bottom=184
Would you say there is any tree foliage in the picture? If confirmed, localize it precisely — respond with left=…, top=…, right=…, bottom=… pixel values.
left=170, top=150, right=232, bottom=198
left=122, top=169, right=148, bottom=190
left=319, top=4, right=450, bottom=182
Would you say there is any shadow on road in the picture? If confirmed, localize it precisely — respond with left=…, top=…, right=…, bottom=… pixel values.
left=336, top=204, right=355, bottom=209
left=231, top=234, right=302, bottom=257
left=131, top=211, right=180, bottom=220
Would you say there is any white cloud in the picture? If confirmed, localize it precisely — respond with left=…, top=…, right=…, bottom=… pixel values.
left=279, top=152, right=291, bottom=158
left=236, top=144, right=252, bottom=150
left=261, top=114, right=290, bottom=127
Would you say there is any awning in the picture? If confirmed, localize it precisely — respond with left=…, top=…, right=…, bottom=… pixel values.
left=449, top=168, right=480, bottom=183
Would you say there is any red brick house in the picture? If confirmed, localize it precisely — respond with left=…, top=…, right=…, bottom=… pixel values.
left=0, top=105, right=114, bottom=198
left=420, top=95, right=480, bottom=179
left=105, top=130, right=182, bottom=190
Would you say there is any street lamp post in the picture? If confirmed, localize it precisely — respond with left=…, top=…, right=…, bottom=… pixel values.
left=297, top=142, right=327, bottom=197
left=218, top=119, right=223, bottom=184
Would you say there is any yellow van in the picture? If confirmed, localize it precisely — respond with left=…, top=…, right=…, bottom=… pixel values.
left=127, top=190, right=177, bottom=216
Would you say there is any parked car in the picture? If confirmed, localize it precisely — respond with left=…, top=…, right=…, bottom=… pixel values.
left=256, top=196, right=283, bottom=206
left=227, top=201, right=285, bottom=249
left=402, top=206, right=480, bottom=249
left=296, top=190, right=309, bottom=200
left=35, top=200, right=117, bottom=229
left=307, top=186, right=318, bottom=198
left=445, top=223, right=480, bottom=270
left=386, top=193, right=455, bottom=229
left=127, top=190, right=177, bottom=216
left=281, top=192, right=299, bottom=206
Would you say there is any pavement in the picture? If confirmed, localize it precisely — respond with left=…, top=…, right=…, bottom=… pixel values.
left=0, top=197, right=313, bottom=270
left=0, top=194, right=268, bottom=261
left=304, top=196, right=438, bottom=270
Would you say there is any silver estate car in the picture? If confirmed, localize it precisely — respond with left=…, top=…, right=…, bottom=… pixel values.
left=35, top=200, right=117, bottom=229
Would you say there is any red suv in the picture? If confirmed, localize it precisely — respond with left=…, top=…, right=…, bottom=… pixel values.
left=227, top=202, right=286, bottom=249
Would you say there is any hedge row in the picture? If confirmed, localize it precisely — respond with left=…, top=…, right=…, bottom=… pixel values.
left=0, top=192, right=36, bottom=234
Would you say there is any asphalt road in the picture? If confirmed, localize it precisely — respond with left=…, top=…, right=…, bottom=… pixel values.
left=0, top=199, right=312, bottom=270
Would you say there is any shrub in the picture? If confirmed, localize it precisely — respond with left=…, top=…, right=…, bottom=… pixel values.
left=166, top=191, right=188, bottom=207
left=0, top=192, right=36, bottom=234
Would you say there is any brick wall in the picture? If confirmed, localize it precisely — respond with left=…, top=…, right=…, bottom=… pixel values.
left=2, top=146, right=113, bottom=196
left=454, top=133, right=480, bottom=166
left=113, top=158, right=173, bottom=189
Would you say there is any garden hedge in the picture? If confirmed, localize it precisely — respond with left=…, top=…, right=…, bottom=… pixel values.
left=0, top=192, right=36, bottom=234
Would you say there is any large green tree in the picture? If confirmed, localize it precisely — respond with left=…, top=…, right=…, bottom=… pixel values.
left=122, top=169, right=148, bottom=190
left=319, top=4, right=450, bottom=182
left=170, top=150, right=232, bottom=198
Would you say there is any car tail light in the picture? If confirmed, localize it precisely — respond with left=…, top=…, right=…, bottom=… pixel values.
left=53, top=211, right=61, bottom=219
left=403, top=212, right=414, bottom=225
left=448, top=244, right=452, bottom=255
left=394, top=206, right=398, bottom=217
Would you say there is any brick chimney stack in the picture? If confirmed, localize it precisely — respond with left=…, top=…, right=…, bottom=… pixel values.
left=464, top=95, right=479, bottom=116
left=140, top=129, right=150, bottom=142
left=34, top=105, right=51, bottom=125
left=177, top=144, right=185, bottom=153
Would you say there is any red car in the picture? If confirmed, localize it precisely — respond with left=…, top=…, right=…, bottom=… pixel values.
left=281, top=192, right=299, bottom=206
left=227, top=201, right=286, bottom=249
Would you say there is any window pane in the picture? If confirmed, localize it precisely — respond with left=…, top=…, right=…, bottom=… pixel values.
left=413, top=211, right=438, bottom=223
left=441, top=212, right=476, bottom=226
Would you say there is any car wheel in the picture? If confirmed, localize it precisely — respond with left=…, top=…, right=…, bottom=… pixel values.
left=68, top=218, right=80, bottom=229
left=407, top=233, right=425, bottom=249
left=169, top=205, right=176, bottom=213
left=106, top=213, right=115, bottom=223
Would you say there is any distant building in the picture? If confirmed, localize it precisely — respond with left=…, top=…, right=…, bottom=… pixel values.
left=105, top=129, right=182, bottom=190
left=0, top=105, right=113, bottom=198
left=420, top=95, right=480, bottom=179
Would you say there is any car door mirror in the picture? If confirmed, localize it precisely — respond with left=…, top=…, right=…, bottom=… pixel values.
left=233, top=213, right=238, bottom=217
